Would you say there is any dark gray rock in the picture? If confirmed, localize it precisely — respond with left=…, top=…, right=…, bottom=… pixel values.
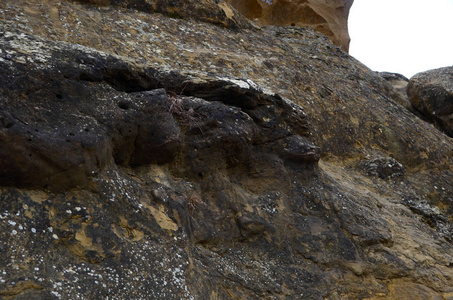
left=407, top=66, right=453, bottom=136
left=0, top=34, right=183, bottom=190
left=361, top=157, right=406, bottom=179
left=277, top=135, right=320, bottom=163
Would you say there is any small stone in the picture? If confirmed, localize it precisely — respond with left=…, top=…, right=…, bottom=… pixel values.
left=361, top=157, right=406, bottom=179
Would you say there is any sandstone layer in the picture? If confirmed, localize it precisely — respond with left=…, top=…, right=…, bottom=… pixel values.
left=226, top=0, right=354, bottom=51
left=1, top=0, right=453, bottom=299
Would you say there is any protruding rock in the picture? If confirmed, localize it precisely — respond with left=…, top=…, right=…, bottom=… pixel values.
left=0, top=31, right=183, bottom=189
left=74, top=0, right=252, bottom=29
left=277, top=135, right=320, bottom=162
left=361, top=157, right=405, bottom=179
left=407, top=66, right=453, bottom=137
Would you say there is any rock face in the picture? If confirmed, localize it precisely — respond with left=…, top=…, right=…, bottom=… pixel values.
left=407, top=67, right=453, bottom=137
left=226, top=0, right=354, bottom=51
left=377, top=72, right=411, bottom=110
left=1, top=0, right=453, bottom=299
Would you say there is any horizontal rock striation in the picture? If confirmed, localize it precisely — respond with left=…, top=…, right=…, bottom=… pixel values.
left=73, top=0, right=253, bottom=29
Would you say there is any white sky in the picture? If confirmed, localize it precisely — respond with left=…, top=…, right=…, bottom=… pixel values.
left=348, top=0, right=453, bottom=78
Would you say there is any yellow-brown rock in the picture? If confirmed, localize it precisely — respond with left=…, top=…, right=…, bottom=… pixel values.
left=226, top=0, right=354, bottom=51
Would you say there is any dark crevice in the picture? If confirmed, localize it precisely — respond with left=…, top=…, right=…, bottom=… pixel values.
left=118, top=101, right=130, bottom=110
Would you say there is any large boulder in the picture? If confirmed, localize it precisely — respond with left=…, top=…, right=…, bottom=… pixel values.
left=407, top=66, right=453, bottom=137
left=0, top=0, right=453, bottom=299
left=226, top=0, right=354, bottom=51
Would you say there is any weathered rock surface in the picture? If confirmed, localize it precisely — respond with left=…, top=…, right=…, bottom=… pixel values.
left=360, top=156, right=406, bottom=179
left=377, top=71, right=411, bottom=110
left=407, top=67, right=453, bottom=137
left=226, top=0, right=354, bottom=51
left=75, top=0, right=252, bottom=29
left=0, top=0, right=453, bottom=299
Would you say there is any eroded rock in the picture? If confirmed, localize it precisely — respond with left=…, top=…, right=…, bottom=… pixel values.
left=0, top=32, right=185, bottom=189
left=226, top=0, right=354, bottom=51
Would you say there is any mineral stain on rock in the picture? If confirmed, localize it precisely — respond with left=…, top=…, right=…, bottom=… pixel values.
left=0, top=0, right=453, bottom=299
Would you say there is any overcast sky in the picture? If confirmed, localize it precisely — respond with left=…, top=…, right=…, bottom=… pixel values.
left=348, top=0, right=453, bottom=78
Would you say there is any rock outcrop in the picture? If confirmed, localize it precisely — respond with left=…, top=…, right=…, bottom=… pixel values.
left=75, top=0, right=253, bottom=29
left=407, top=66, right=453, bottom=137
left=1, top=0, right=453, bottom=299
left=226, top=0, right=354, bottom=51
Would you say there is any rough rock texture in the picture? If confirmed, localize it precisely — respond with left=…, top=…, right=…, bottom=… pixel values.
left=226, top=0, right=354, bottom=51
left=75, top=0, right=253, bottom=29
left=360, top=156, right=406, bottom=179
left=1, top=0, right=453, bottom=299
left=407, top=67, right=453, bottom=137
left=377, top=72, right=411, bottom=110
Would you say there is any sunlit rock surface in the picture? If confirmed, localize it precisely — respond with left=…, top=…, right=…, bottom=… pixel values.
left=0, top=0, right=453, bottom=299
left=226, top=0, right=354, bottom=51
